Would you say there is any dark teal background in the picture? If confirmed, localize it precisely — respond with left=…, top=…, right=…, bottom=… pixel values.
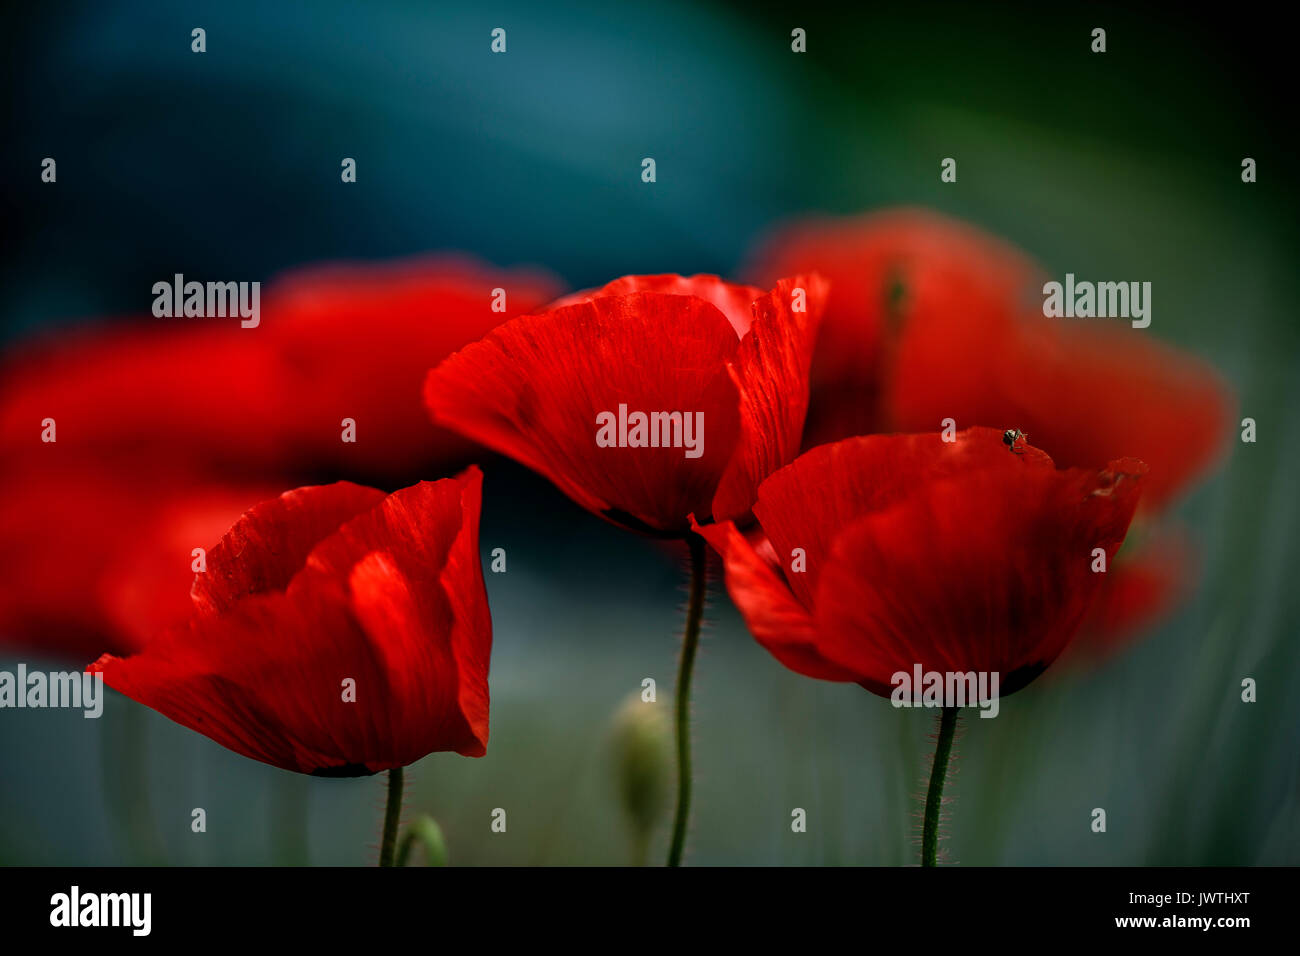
left=1, top=1, right=1296, bottom=865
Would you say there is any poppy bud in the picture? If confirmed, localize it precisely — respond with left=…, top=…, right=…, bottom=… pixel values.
left=609, top=694, right=671, bottom=864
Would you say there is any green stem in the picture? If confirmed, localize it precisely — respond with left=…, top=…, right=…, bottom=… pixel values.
left=666, top=533, right=707, bottom=867
left=921, top=706, right=959, bottom=866
left=378, top=767, right=403, bottom=867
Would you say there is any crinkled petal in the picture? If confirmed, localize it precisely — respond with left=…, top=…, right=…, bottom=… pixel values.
left=91, top=472, right=491, bottom=774
left=712, top=275, right=827, bottom=522
left=550, top=274, right=765, bottom=338
left=193, top=482, right=387, bottom=617
left=425, top=292, right=743, bottom=533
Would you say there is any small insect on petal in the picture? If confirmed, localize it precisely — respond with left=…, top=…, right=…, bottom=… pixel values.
left=1002, top=428, right=1028, bottom=454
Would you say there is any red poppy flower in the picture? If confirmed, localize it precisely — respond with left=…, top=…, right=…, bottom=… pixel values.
left=424, top=274, right=826, bottom=535
left=693, top=429, right=1146, bottom=695
left=0, top=256, right=561, bottom=483
left=748, top=208, right=1232, bottom=642
left=89, top=468, right=491, bottom=776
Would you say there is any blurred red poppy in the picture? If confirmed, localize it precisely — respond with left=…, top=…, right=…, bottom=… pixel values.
left=748, top=208, right=1232, bottom=641
left=887, top=294, right=1230, bottom=513
left=90, top=468, right=491, bottom=776
left=0, top=255, right=553, bottom=661
left=264, top=256, right=562, bottom=481
left=694, top=429, right=1146, bottom=695
left=0, top=320, right=290, bottom=474
left=0, top=455, right=276, bottom=660
left=0, top=255, right=562, bottom=484
left=424, top=274, right=826, bottom=535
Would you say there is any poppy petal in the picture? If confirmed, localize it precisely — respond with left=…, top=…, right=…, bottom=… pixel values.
left=754, top=428, right=1051, bottom=608
left=0, top=320, right=291, bottom=469
left=306, top=468, right=490, bottom=757
left=99, top=482, right=283, bottom=650
left=747, top=208, right=1040, bottom=447
left=692, top=517, right=857, bottom=682
left=711, top=275, right=827, bottom=522
left=93, top=580, right=388, bottom=775
left=0, top=456, right=274, bottom=660
left=1077, top=522, right=1195, bottom=652
left=993, top=322, right=1233, bottom=511
left=425, top=292, right=743, bottom=533
left=91, top=472, right=491, bottom=774
left=810, top=455, right=1146, bottom=693
left=550, top=274, right=765, bottom=338
left=0, top=257, right=561, bottom=486
left=192, top=482, right=388, bottom=617
left=265, top=256, right=562, bottom=478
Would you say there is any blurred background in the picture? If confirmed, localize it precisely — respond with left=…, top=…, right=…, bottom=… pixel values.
left=1, top=1, right=1297, bottom=865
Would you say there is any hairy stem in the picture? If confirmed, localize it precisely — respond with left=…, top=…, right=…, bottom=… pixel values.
left=667, top=533, right=707, bottom=867
left=378, top=766, right=403, bottom=867
left=922, top=706, right=959, bottom=867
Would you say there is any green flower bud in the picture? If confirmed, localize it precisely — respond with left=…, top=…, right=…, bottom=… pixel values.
left=609, top=693, right=671, bottom=865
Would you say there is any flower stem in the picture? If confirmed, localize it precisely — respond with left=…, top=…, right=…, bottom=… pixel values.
left=378, top=766, right=403, bottom=867
left=922, top=706, right=959, bottom=867
left=667, top=533, right=707, bottom=867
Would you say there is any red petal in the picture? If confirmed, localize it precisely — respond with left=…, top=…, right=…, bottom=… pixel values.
left=754, top=428, right=1050, bottom=608
left=305, top=468, right=490, bottom=758
left=0, top=320, right=291, bottom=470
left=810, top=456, right=1146, bottom=693
left=991, top=322, right=1233, bottom=511
left=551, top=274, right=766, bottom=338
left=99, top=483, right=283, bottom=650
left=92, top=582, right=387, bottom=774
left=1076, top=522, right=1195, bottom=653
left=192, top=482, right=387, bottom=617
left=747, top=209, right=1038, bottom=447
left=711, top=275, right=827, bottom=522
left=438, top=469, right=492, bottom=753
left=264, top=256, right=562, bottom=478
left=692, top=518, right=857, bottom=682
left=91, top=471, right=491, bottom=774
left=0, top=257, right=561, bottom=485
left=425, top=291, right=743, bottom=533
left=882, top=252, right=1034, bottom=444
left=752, top=209, right=1231, bottom=512
left=805, top=219, right=1236, bottom=512
left=0, top=455, right=273, bottom=660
